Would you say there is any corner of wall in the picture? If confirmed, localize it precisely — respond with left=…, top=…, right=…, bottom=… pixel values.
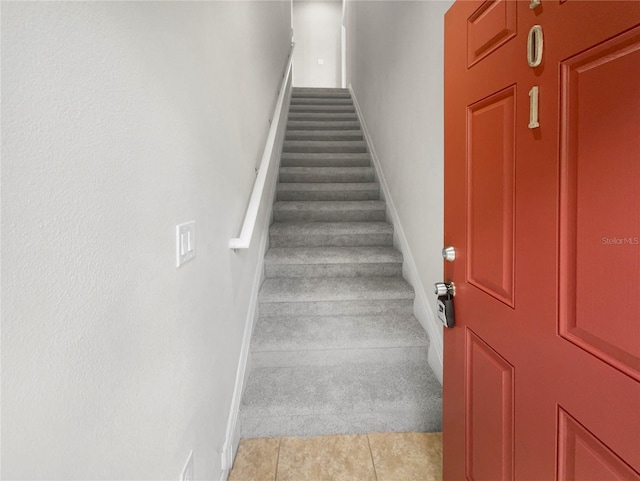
left=349, top=85, right=444, bottom=385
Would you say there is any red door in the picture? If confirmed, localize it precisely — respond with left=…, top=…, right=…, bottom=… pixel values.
left=444, top=1, right=640, bottom=480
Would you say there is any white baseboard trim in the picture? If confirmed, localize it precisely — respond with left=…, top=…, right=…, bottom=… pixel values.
left=349, top=85, right=443, bottom=384
left=220, top=76, right=293, bottom=481
left=220, top=222, right=268, bottom=480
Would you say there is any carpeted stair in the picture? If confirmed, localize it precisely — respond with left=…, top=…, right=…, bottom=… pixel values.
left=239, top=87, right=442, bottom=438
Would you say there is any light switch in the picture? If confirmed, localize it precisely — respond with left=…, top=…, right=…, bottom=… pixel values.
left=317, top=58, right=324, bottom=65
left=176, top=221, right=196, bottom=267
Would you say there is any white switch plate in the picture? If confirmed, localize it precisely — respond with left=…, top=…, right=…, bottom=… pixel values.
left=180, top=450, right=193, bottom=481
left=176, top=221, right=196, bottom=267
left=317, top=58, right=324, bottom=65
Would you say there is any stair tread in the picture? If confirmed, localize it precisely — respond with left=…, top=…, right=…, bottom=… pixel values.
left=291, top=98, right=353, bottom=105
left=279, top=167, right=375, bottom=184
left=285, top=140, right=366, bottom=147
left=240, top=361, right=441, bottom=416
left=286, top=130, right=363, bottom=140
left=281, top=154, right=370, bottom=168
left=276, top=183, right=379, bottom=201
left=270, top=221, right=393, bottom=236
left=264, top=245, right=398, bottom=276
left=293, top=87, right=349, bottom=91
left=288, top=112, right=358, bottom=120
left=273, top=200, right=385, bottom=212
left=282, top=152, right=369, bottom=158
left=280, top=166, right=373, bottom=174
left=291, top=96, right=351, bottom=101
left=265, top=246, right=401, bottom=265
left=259, top=276, right=413, bottom=303
left=252, top=313, right=427, bottom=352
left=287, top=121, right=361, bottom=130
left=290, top=104, right=355, bottom=111
left=281, top=152, right=370, bottom=164
left=293, top=87, right=350, bottom=92
left=287, top=129, right=361, bottom=133
left=277, top=182, right=378, bottom=192
left=284, top=141, right=367, bottom=154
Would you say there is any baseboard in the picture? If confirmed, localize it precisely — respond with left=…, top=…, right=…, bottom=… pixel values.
left=349, top=85, right=444, bottom=384
left=219, top=74, right=293, bottom=481
left=220, top=222, right=268, bottom=478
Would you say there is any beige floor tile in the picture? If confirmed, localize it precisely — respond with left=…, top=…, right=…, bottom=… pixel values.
left=277, top=434, right=377, bottom=481
left=368, top=432, right=443, bottom=481
left=229, top=437, right=280, bottom=481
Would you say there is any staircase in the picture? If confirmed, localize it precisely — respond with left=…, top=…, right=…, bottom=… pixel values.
left=239, top=87, right=442, bottom=438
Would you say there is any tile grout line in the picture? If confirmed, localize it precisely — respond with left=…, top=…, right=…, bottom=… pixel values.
left=274, top=437, right=282, bottom=481
left=366, top=434, right=379, bottom=481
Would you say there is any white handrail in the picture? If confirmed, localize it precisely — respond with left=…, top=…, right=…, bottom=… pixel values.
left=229, top=44, right=295, bottom=250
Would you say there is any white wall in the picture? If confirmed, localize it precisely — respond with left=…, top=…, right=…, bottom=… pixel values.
left=293, top=0, right=342, bottom=87
left=1, top=2, right=291, bottom=480
left=345, top=0, right=454, bottom=382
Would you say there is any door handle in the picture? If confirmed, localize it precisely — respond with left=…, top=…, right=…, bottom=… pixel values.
left=442, top=246, right=456, bottom=262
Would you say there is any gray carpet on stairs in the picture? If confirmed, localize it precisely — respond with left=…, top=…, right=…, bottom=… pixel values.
left=238, top=87, right=442, bottom=438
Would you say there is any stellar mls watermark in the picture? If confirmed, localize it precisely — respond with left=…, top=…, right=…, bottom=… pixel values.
left=602, top=236, right=639, bottom=246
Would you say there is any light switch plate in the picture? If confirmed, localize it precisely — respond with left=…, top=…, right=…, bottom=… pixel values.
left=317, top=58, right=324, bottom=65
left=176, top=221, right=196, bottom=267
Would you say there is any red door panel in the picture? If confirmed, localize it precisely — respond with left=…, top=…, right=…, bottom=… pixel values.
left=559, top=26, right=640, bottom=381
left=558, top=408, right=640, bottom=481
left=444, top=1, right=640, bottom=480
left=466, top=329, right=514, bottom=481
left=467, top=0, right=517, bottom=67
left=467, top=86, right=516, bottom=307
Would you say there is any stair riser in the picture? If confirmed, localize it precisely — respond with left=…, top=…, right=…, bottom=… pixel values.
left=292, top=89, right=350, bottom=99
left=276, top=190, right=379, bottom=201
left=273, top=209, right=386, bottom=222
left=269, top=233, right=393, bottom=248
left=291, top=98, right=353, bottom=105
left=291, top=94, right=351, bottom=100
left=279, top=172, right=375, bottom=183
left=288, top=113, right=358, bottom=121
left=259, top=299, right=413, bottom=317
left=281, top=153, right=370, bottom=167
left=283, top=142, right=367, bottom=154
left=287, top=121, right=361, bottom=131
left=265, top=262, right=402, bottom=278
left=286, top=132, right=363, bottom=141
left=280, top=158, right=371, bottom=168
left=251, top=346, right=428, bottom=368
left=290, top=105, right=355, bottom=113
left=252, top=314, right=428, bottom=352
left=240, top=410, right=442, bottom=439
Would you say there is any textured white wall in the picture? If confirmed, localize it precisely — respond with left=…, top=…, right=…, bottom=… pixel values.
left=345, top=0, right=454, bottom=380
left=1, top=2, right=291, bottom=480
left=293, top=0, right=342, bottom=87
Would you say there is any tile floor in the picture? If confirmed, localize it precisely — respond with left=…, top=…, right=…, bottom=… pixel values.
left=228, top=432, right=442, bottom=481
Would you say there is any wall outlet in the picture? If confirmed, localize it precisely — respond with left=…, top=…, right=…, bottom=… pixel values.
left=176, top=221, right=196, bottom=267
left=317, top=58, right=324, bottom=65
left=180, top=450, right=193, bottom=481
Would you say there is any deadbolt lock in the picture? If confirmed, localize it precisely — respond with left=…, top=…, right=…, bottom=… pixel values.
left=434, top=281, right=456, bottom=328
